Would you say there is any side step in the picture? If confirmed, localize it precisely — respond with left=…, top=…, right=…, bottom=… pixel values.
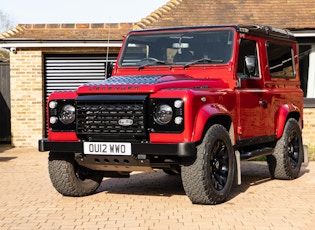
left=235, top=147, right=274, bottom=185
left=240, top=147, right=274, bottom=160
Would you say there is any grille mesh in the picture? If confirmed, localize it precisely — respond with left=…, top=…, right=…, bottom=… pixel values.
left=76, top=101, right=147, bottom=141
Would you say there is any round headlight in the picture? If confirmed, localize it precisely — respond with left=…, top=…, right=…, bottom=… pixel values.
left=154, top=104, right=173, bottom=125
left=59, top=104, right=75, bottom=124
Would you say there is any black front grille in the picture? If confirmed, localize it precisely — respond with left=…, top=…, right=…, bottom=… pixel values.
left=76, top=95, right=148, bottom=141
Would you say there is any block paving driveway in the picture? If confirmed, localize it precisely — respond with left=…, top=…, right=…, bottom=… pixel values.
left=0, top=146, right=314, bottom=229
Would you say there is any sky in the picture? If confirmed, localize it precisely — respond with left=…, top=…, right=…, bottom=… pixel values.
left=1, top=0, right=169, bottom=25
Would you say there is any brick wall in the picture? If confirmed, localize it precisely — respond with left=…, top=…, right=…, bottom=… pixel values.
left=302, top=108, right=315, bottom=147
left=10, top=50, right=43, bottom=147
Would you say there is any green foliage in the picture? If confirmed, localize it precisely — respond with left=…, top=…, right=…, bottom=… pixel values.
left=0, top=48, right=10, bottom=62
left=307, top=145, right=315, bottom=161
left=250, top=156, right=267, bottom=161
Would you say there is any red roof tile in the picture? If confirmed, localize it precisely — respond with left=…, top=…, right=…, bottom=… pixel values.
left=135, top=0, right=315, bottom=29
left=0, top=23, right=134, bottom=40
left=1, top=0, right=314, bottom=41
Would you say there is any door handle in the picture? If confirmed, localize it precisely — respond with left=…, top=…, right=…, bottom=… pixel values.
left=259, top=100, right=267, bottom=107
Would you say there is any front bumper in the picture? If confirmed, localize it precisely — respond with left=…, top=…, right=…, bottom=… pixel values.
left=38, top=138, right=196, bottom=157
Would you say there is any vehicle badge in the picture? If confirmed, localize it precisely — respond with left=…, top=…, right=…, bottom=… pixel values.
left=118, top=119, right=133, bottom=126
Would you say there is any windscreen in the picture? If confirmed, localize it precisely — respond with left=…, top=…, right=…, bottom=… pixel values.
left=119, top=29, right=234, bottom=67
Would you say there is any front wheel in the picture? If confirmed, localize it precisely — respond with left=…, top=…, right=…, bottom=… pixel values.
left=48, top=152, right=104, bottom=196
left=181, top=125, right=235, bottom=205
left=267, top=118, right=303, bottom=180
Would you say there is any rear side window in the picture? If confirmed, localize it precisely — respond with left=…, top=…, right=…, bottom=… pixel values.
left=267, top=42, right=295, bottom=78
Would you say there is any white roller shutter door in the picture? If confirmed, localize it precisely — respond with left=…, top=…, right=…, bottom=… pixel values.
left=44, top=54, right=117, bottom=98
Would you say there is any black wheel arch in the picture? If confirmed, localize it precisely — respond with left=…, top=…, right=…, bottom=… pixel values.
left=277, top=111, right=302, bottom=140
left=286, top=111, right=301, bottom=126
left=199, top=115, right=233, bottom=145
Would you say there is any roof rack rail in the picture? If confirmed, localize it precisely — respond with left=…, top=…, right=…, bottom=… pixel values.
left=238, top=24, right=295, bottom=40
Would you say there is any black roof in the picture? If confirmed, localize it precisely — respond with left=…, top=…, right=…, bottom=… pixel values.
left=130, top=24, right=296, bottom=42
left=237, top=25, right=295, bottom=41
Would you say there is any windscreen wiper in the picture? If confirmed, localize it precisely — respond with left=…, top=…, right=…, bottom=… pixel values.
left=184, top=58, right=223, bottom=68
left=137, top=57, right=167, bottom=70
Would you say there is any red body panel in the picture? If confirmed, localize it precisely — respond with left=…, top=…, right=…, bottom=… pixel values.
left=47, top=91, right=79, bottom=141
left=49, top=132, right=78, bottom=141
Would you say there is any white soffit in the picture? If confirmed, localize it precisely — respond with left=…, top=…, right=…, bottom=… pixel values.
left=292, top=32, right=315, bottom=37
left=0, top=41, right=122, bottom=48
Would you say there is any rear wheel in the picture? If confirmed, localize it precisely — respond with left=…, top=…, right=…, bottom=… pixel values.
left=267, top=118, right=303, bottom=179
left=181, top=125, right=235, bottom=204
left=48, top=152, right=103, bottom=196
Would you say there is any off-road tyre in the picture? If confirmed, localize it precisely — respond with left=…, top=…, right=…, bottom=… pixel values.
left=48, top=152, right=104, bottom=196
left=267, top=118, right=303, bottom=180
left=181, top=124, right=235, bottom=205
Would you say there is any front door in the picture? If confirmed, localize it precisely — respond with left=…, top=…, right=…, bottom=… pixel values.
left=236, top=38, right=273, bottom=139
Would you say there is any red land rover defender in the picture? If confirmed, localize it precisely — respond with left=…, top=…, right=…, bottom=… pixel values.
left=39, top=25, right=306, bottom=204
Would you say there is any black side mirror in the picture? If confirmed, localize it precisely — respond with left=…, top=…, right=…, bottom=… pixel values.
left=106, top=62, right=113, bottom=78
left=244, top=55, right=257, bottom=77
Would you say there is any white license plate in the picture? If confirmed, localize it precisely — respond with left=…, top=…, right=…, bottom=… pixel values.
left=83, top=142, right=132, bottom=155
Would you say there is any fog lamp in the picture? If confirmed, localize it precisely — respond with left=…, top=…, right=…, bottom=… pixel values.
left=174, top=116, right=183, bottom=125
left=49, top=101, right=58, bottom=109
left=174, top=100, right=183, bottom=108
left=50, top=116, right=58, bottom=124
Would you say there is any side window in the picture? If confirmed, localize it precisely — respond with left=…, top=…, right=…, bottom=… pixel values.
left=267, top=42, right=295, bottom=78
left=238, top=39, right=259, bottom=78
